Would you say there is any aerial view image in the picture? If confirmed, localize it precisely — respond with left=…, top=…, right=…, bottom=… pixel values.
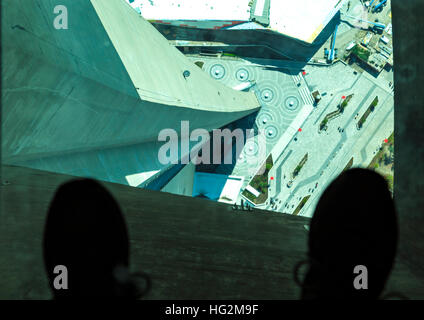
left=125, top=0, right=395, bottom=218
left=1, top=0, right=423, bottom=305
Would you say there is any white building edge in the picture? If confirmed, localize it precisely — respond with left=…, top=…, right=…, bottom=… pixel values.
left=127, top=0, right=346, bottom=44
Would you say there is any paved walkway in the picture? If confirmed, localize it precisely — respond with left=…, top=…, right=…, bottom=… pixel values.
left=188, top=54, right=394, bottom=216
left=188, top=55, right=315, bottom=190
left=266, top=62, right=394, bottom=216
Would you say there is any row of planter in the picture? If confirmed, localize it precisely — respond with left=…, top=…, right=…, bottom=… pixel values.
left=319, top=94, right=354, bottom=131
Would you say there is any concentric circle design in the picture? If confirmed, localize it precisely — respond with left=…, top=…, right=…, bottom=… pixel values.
left=234, top=64, right=258, bottom=81
left=224, top=69, right=311, bottom=180
left=244, top=140, right=259, bottom=157
left=236, top=134, right=268, bottom=177
left=210, top=64, right=226, bottom=80
left=256, top=80, right=282, bottom=106
left=260, top=88, right=275, bottom=103
left=235, top=68, right=250, bottom=82
left=284, top=95, right=301, bottom=111
left=264, top=124, right=279, bottom=140
left=256, top=109, right=282, bottom=128
left=257, top=112, right=273, bottom=126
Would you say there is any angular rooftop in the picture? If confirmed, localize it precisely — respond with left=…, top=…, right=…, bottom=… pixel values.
left=128, top=0, right=346, bottom=43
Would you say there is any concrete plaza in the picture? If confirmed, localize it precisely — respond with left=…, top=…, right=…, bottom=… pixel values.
left=187, top=55, right=314, bottom=191
left=187, top=33, right=394, bottom=216
left=267, top=62, right=394, bottom=216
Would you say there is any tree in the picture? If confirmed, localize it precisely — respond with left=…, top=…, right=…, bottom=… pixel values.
left=384, top=154, right=391, bottom=165
left=320, top=118, right=328, bottom=130
left=370, top=96, right=378, bottom=111
left=339, top=100, right=347, bottom=113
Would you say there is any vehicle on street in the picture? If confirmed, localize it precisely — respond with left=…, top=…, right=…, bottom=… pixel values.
left=346, top=41, right=356, bottom=51
left=380, top=35, right=389, bottom=44
left=362, top=32, right=373, bottom=46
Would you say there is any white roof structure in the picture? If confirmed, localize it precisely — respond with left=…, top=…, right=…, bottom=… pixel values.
left=127, top=0, right=251, bottom=21
left=268, top=0, right=345, bottom=43
left=126, top=0, right=346, bottom=43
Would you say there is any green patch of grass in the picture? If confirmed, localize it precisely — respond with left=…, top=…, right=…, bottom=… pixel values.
left=358, top=96, right=379, bottom=128
left=243, top=189, right=257, bottom=203
left=194, top=61, right=204, bottom=69
left=293, top=195, right=311, bottom=216
left=320, top=117, right=328, bottom=131
left=370, top=96, right=379, bottom=111
left=242, top=155, right=273, bottom=204
left=293, top=153, right=308, bottom=178
left=222, top=52, right=237, bottom=57
left=352, top=44, right=371, bottom=62
left=339, top=94, right=354, bottom=113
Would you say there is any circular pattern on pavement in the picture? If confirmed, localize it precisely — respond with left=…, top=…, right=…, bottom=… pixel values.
left=235, top=134, right=268, bottom=177
left=284, top=95, right=301, bottom=111
left=235, top=68, right=250, bottom=82
left=210, top=64, right=226, bottom=80
left=256, top=108, right=283, bottom=134
left=244, top=140, right=259, bottom=157
left=263, top=123, right=280, bottom=142
left=260, top=88, right=275, bottom=103
left=234, top=63, right=258, bottom=82
left=256, top=111, right=273, bottom=126
left=256, top=80, right=284, bottom=107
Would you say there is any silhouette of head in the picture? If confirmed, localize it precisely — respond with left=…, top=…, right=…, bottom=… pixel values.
left=43, top=179, right=136, bottom=299
left=301, top=168, right=398, bottom=299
